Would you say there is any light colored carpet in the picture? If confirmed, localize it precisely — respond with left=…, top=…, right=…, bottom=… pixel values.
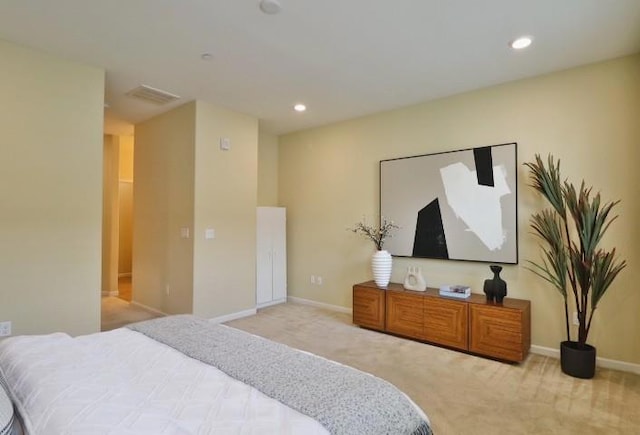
left=101, top=296, right=161, bottom=331
left=226, top=302, right=640, bottom=435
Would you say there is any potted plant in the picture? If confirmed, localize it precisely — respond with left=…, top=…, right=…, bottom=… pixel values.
left=524, top=154, right=626, bottom=378
left=350, top=217, right=399, bottom=288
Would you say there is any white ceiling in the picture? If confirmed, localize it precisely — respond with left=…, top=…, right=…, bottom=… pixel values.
left=1, top=0, right=639, bottom=135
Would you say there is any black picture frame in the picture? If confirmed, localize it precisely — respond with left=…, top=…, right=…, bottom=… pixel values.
left=380, top=142, right=518, bottom=264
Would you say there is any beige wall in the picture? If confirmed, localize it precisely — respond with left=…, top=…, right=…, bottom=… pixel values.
left=134, top=101, right=258, bottom=318
left=279, top=54, right=640, bottom=364
left=258, top=128, right=279, bottom=206
left=133, top=103, right=195, bottom=314
left=119, top=135, right=134, bottom=181
left=0, top=39, right=104, bottom=336
left=192, top=101, right=258, bottom=318
left=118, top=181, right=133, bottom=275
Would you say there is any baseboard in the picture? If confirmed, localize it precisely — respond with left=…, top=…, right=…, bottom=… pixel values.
left=530, top=344, right=640, bottom=375
left=127, top=302, right=256, bottom=324
left=101, top=290, right=119, bottom=297
left=118, top=273, right=132, bottom=278
left=209, top=308, right=257, bottom=324
left=287, top=296, right=352, bottom=315
left=257, top=298, right=286, bottom=309
left=129, top=301, right=167, bottom=317
left=530, top=345, right=559, bottom=359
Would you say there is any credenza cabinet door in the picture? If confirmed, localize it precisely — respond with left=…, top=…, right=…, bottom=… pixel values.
left=469, top=304, right=526, bottom=362
left=386, top=291, right=424, bottom=339
left=352, top=285, right=385, bottom=331
left=423, top=297, right=468, bottom=350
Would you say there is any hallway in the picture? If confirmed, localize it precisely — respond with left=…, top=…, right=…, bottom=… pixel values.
left=117, top=275, right=132, bottom=302
left=101, top=296, right=160, bottom=331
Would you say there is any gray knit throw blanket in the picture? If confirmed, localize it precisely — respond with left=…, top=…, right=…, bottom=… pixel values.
left=128, top=315, right=432, bottom=435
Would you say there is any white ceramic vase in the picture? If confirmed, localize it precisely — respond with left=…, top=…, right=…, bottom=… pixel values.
left=372, top=249, right=392, bottom=288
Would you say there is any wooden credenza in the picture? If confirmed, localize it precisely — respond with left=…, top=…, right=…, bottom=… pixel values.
left=353, top=281, right=531, bottom=362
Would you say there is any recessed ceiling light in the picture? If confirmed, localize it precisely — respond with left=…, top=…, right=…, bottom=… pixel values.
left=259, top=0, right=282, bottom=14
left=510, top=36, right=533, bottom=50
left=201, top=53, right=214, bottom=61
left=293, top=103, right=306, bottom=112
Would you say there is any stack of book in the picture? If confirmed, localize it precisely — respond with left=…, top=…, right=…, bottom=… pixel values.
left=439, top=285, right=471, bottom=299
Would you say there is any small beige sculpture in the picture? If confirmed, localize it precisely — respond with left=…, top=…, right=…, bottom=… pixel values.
left=403, top=266, right=427, bottom=291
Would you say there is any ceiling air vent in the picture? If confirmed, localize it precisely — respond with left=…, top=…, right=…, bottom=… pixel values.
left=125, top=85, right=180, bottom=105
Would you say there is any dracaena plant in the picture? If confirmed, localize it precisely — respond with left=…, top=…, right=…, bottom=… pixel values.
left=525, top=155, right=626, bottom=347
left=349, top=217, right=399, bottom=251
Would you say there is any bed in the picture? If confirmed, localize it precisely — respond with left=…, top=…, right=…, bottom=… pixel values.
left=0, top=315, right=431, bottom=434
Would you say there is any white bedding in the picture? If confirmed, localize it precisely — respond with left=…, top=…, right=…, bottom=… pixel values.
left=0, top=328, right=329, bottom=435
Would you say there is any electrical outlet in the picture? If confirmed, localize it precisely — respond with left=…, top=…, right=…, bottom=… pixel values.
left=165, top=284, right=170, bottom=295
left=572, top=311, right=579, bottom=326
left=317, top=276, right=323, bottom=285
left=0, top=321, right=12, bottom=337
left=310, top=275, right=316, bottom=284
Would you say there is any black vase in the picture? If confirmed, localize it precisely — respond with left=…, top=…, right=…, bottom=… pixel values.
left=483, top=265, right=507, bottom=303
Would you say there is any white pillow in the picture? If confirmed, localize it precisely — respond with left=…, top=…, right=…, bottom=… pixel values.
left=0, top=378, right=18, bottom=435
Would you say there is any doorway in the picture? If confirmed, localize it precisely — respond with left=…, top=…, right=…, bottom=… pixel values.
left=101, top=134, right=134, bottom=302
left=117, top=181, right=133, bottom=301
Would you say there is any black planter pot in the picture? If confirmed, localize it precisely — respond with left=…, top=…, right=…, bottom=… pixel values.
left=560, top=341, right=596, bottom=379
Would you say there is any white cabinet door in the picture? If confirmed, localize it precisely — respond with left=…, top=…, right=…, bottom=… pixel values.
left=270, top=208, right=287, bottom=301
left=256, top=207, right=287, bottom=306
left=256, top=207, right=273, bottom=305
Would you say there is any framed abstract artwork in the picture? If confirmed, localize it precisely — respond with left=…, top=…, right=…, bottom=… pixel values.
left=380, top=142, right=518, bottom=264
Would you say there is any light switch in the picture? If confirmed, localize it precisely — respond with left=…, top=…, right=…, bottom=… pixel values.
left=219, top=137, right=231, bottom=151
left=205, top=228, right=215, bottom=239
left=180, top=227, right=190, bottom=239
